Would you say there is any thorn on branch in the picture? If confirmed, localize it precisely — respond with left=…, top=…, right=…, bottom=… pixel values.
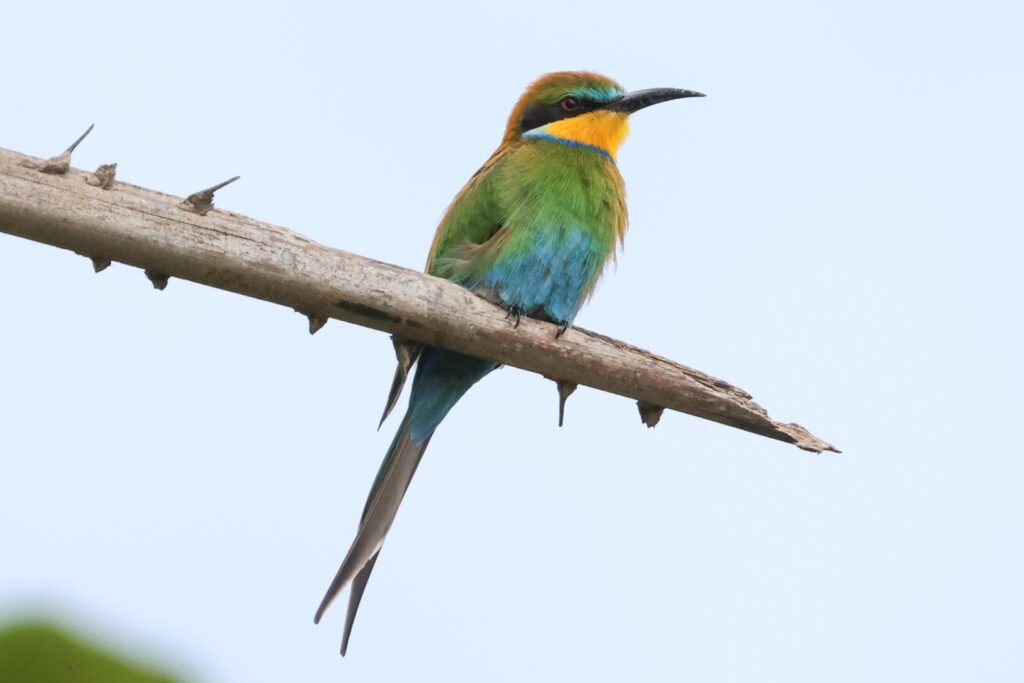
left=307, top=315, right=328, bottom=335
left=145, top=270, right=170, bottom=290
left=85, top=162, right=117, bottom=189
left=637, top=401, right=665, bottom=428
left=379, top=336, right=423, bottom=430
left=179, top=175, right=240, bottom=216
left=550, top=379, right=578, bottom=427
left=34, top=124, right=95, bottom=175
left=75, top=251, right=112, bottom=272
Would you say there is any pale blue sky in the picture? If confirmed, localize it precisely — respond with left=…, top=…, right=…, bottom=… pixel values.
left=2, top=1, right=1022, bottom=681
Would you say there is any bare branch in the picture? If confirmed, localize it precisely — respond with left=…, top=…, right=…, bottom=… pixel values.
left=0, top=146, right=838, bottom=453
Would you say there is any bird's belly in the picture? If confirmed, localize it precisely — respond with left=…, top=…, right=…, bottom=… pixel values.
left=478, top=223, right=608, bottom=324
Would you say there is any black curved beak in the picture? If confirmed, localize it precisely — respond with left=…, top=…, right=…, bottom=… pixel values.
left=607, top=88, right=705, bottom=114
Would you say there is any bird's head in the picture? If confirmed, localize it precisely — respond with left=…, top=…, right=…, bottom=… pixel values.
left=505, top=71, right=704, bottom=160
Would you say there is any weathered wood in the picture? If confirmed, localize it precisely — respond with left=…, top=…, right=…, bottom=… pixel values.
left=0, top=146, right=838, bottom=453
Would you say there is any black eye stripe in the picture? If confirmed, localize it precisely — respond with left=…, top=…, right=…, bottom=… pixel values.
left=519, top=98, right=602, bottom=133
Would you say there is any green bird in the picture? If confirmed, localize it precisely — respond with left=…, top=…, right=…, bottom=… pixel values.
left=314, top=71, right=703, bottom=654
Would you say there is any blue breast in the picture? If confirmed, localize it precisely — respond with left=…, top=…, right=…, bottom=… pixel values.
left=478, top=223, right=606, bottom=324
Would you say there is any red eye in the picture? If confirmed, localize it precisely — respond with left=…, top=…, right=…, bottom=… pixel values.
left=560, top=96, right=579, bottom=111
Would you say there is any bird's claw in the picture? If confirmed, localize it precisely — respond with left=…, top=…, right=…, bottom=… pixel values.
left=505, top=305, right=522, bottom=329
left=555, top=320, right=570, bottom=339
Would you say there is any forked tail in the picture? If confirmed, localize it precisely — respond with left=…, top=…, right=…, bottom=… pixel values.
left=314, top=347, right=496, bottom=654
left=314, top=413, right=428, bottom=628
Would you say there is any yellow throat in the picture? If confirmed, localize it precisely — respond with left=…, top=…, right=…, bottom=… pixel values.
left=541, top=111, right=631, bottom=159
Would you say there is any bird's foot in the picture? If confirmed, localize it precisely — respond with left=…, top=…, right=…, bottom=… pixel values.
left=505, top=305, right=522, bottom=329
left=555, top=320, right=570, bottom=339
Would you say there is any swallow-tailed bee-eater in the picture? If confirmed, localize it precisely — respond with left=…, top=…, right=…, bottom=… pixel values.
left=314, top=71, right=703, bottom=654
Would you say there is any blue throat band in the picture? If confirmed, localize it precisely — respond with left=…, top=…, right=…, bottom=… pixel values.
left=522, top=130, right=614, bottom=162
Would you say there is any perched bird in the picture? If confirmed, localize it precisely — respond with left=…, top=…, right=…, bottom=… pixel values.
left=314, top=71, right=703, bottom=654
